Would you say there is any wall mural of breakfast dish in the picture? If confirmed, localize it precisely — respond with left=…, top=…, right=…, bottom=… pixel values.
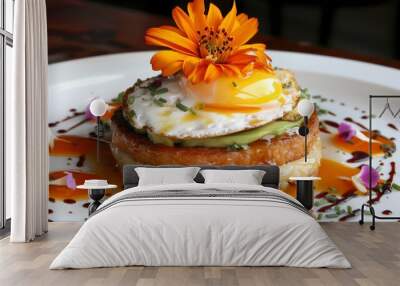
left=48, top=0, right=399, bottom=222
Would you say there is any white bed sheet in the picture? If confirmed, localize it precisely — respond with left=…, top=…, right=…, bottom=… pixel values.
left=50, top=183, right=350, bottom=269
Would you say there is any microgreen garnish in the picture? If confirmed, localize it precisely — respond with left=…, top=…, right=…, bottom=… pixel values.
left=325, top=213, right=339, bottom=219
left=315, top=103, right=329, bottom=116
left=176, top=99, right=196, bottom=115
left=300, top=88, right=311, bottom=99
left=153, top=97, right=167, bottom=107
left=392, top=183, right=400, bottom=191
left=282, top=82, right=292, bottom=89
left=346, top=205, right=353, bottom=215
left=228, top=143, right=249, bottom=151
left=112, top=91, right=125, bottom=103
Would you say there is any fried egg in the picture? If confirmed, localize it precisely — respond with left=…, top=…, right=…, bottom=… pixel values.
left=124, top=69, right=300, bottom=139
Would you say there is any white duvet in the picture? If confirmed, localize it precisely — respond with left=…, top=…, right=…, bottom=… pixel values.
left=50, top=183, right=350, bottom=269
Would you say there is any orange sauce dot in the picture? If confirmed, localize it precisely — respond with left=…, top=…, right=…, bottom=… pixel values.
left=316, top=159, right=359, bottom=196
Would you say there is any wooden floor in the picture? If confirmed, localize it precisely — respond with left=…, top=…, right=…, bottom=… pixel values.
left=0, top=222, right=399, bottom=286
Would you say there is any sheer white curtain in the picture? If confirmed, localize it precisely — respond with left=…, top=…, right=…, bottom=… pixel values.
left=7, top=0, right=48, bottom=242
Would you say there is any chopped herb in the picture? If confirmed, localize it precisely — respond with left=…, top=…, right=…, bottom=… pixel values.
left=176, top=99, right=190, bottom=112
left=228, top=143, right=249, bottom=151
left=347, top=205, right=353, bottom=215
left=112, top=91, right=125, bottom=103
left=334, top=206, right=345, bottom=215
left=300, top=88, right=311, bottom=99
left=315, top=103, right=329, bottom=116
left=232, top=81, right=238, bottom=87
left=325, top=194, right=337, bottom=202
left=151, top=87, right=169, bottom=96
left=153, top=97, right=167, bottom=107
left=392, top=183, right=400, bottom=191
left=325, top=213, right=339, bottom=219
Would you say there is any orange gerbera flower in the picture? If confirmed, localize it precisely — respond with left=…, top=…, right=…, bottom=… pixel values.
left=145, top=0, right=273, bottom=84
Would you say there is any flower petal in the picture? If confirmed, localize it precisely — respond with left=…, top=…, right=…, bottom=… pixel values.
left=221, top=64, right=242, bottom=77
left=157, top=25, right=186, bottom=36
left=219, top=1, right=237, bottom=34
left=162, top=61, right=184, bottom=76
left=359, top=165, right=380, bottom=189
left=232, top=17, right=258, bottom=47
left=207, top=3, right=223, bottom=29
left=145, top=27, right=198, bottom=56
left=338, top=122, right=357, bottom=141
left=151, top=50, right=194, bottom=76
left=150, top=50, right=188, bottom=70
left=204, top=63, right=221, bottom=82
left=188, top=61, right=207, bottom=84
left=227, top=52, right=257, bottom=65
left=237, top=13, right=248, bottom=24
left=65, top=172, right=77, bottom=190
left=172, top=7, right=198, bottom=41
left=187, top=0, right=206, bottom=33
left=183, top=57, right=201, bottom=76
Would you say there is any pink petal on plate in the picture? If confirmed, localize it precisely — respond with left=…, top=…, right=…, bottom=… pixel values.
left=359, top=165, right=380, bottom=189
left=338, top=122, right=356, bottom=141
left=64, top=172, right=77, bottom=190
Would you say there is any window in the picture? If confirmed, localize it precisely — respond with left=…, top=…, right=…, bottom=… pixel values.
left=1, top=0, right=14, bottom=232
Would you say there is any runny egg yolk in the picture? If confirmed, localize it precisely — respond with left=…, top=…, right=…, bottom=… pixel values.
left=182, top=70, right=282, bottom=113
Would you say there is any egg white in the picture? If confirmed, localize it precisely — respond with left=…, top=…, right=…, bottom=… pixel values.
left=124, top=70, right=300, bottom=139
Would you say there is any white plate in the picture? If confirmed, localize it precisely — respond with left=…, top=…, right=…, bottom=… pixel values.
left=48, top=51, right=400, bottom=222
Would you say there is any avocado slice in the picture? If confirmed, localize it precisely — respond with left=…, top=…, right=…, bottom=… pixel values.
left=147, top=118, right=303, bottom=148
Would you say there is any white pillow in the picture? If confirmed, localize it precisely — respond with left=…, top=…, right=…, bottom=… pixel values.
left=135, top=167, right=200, bottom=186
left=200, top=169, right=266, bottom=185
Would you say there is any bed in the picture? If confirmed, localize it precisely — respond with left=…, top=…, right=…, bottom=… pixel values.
left=50, top=165, right=350, bottom=269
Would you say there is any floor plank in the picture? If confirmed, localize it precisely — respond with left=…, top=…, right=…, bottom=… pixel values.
left=0, top=222, right=399, bottom=286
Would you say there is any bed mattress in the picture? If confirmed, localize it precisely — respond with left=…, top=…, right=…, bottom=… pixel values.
left=50, top=183, right=350, bottom=269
